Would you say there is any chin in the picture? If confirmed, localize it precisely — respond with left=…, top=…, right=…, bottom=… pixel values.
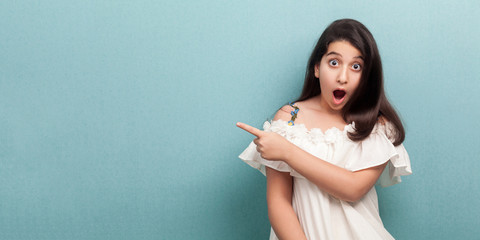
left=329, top=104, right=344, bottom=112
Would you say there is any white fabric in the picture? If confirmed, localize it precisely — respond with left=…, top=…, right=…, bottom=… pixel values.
left=239, top=120, right=412, bottom=240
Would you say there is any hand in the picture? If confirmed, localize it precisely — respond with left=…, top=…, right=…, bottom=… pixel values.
left=237, top=122, right=292, bottom=161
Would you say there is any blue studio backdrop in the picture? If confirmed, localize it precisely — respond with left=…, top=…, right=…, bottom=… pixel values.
left=1, top=1, right=479, bottom=239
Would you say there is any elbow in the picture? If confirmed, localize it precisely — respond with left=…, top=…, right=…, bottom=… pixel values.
left=332, top=173, right=378, bottom=202
left=335, top=186, right=371, bottom=203
left=267, top=198, right=294, bottom=223
left=335, top=193, right=360, bottom=203
left=341, top=193, right=363, bottom=203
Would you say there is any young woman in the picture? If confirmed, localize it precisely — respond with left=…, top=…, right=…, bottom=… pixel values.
left=238, top=19, right=412, bottom=239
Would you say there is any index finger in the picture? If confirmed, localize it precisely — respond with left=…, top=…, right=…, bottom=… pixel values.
left=236, top=122, right=264, bottom=137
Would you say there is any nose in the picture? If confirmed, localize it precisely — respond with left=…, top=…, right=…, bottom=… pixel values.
left=337, top=66, right=348, bottom=84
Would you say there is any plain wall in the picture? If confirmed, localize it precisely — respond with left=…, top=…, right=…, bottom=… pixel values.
left=1, top=0, right=479, bottom=239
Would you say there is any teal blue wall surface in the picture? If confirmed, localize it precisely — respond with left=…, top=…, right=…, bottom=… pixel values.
left=1, top=1, right=479, bottom=239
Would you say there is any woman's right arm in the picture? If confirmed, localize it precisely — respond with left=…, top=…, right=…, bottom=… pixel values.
left=266, top=167, right=307, bottom=240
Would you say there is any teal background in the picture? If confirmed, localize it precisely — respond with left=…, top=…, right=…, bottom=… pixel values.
left=1, top=1, right=479, bottom=239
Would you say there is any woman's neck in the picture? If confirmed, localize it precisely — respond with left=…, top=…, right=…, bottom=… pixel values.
left=311, top=95, right=343, bottom=117
left=295, top=95, right=347, bottom=131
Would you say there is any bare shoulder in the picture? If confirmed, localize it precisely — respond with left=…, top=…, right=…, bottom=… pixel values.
left=377, top=115, right=388, bottom=125
left=273, top=105, right=295, bottom=121
left=273, top=100, right=311, bottom=122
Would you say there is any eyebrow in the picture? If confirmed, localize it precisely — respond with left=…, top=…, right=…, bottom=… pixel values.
left=326, top=51, right=364, bottom=60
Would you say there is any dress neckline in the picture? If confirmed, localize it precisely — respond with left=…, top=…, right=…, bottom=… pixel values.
left=270, top=119, right=353, bottom=135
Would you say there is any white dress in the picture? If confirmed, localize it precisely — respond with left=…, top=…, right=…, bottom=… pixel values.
left=239, top=120, right=412, bottom=240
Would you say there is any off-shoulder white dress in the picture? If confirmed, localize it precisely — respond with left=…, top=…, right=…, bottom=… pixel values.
left=239, top=120, right=412, bottom=240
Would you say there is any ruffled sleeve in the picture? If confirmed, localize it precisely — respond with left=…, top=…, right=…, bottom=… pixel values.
left=238, top=121, right=303, bottom=178
left=343, top=122, right=412, bottom=187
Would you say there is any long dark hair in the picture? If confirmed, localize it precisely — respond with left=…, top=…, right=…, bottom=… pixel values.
left=297, top=19, right=405, bottom=146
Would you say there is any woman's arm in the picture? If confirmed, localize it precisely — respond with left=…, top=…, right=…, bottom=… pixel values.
left=266, top=167, right=307, bottom=240
left=282, top=145, right=387, bottom=202
left=253, top=129, right=386, bottom=202
left=237, top=108, right=387, bottom=203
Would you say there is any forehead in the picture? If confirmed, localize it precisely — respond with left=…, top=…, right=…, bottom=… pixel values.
left=325, top=40, right=363, bottom=59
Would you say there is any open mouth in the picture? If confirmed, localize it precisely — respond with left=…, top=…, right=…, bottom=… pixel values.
left=333, top=90, right=346, bottom=104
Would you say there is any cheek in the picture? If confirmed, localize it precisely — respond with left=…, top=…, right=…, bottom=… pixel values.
left=350, top=76, right=362, bottom=92
left=319, top=70, right=335, bottom=87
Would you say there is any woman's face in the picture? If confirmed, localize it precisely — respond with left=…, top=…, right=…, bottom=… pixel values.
left=315, top=40, right=363, bottom=112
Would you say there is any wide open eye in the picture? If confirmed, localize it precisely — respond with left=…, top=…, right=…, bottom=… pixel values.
left=329, top=59, right=339, bottom=67
left=352, top=63, right=362, bottom=71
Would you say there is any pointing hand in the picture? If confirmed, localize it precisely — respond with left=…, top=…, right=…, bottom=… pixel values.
left=236, top=122, right=292, bottom=161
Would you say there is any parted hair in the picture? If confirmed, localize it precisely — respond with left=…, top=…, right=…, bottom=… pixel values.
left=296, top=19, right=405, bottom=146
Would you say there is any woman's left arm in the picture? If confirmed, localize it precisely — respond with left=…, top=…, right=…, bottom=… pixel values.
left=282, top=143, right=387, bottom=202
left=237, top=122, right=387, bottom=203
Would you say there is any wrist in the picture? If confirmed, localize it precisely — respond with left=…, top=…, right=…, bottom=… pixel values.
left=282, top=142, right=296, bottom=163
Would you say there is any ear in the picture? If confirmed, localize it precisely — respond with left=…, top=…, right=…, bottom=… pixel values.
left=314, top=63, right=320, bottom=78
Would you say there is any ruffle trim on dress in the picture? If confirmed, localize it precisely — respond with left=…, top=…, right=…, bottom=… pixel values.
left=239, top=120, right=412, bottom=186
left=345, top=122, right=412, bottom=187
left=239, top=141, right=304, bottom=178
left=265, top=120, right=353, bottom=144
left=381, top=143, right=412, bottom=187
